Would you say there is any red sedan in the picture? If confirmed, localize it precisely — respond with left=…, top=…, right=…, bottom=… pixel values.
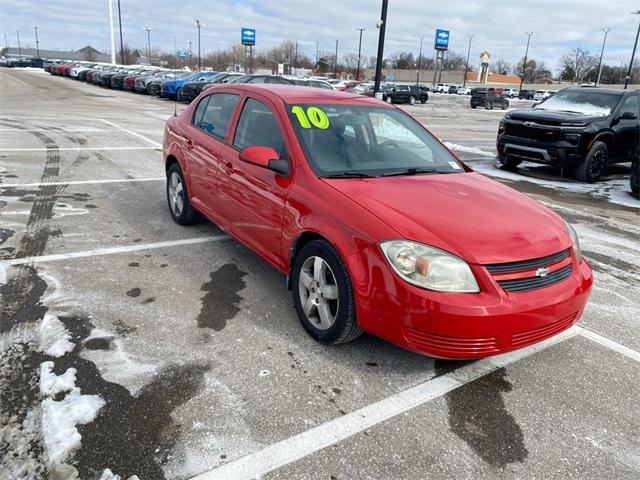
left=163, top=84, right=592, bottom=359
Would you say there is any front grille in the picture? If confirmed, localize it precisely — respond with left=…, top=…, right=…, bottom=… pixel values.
left=405, top=327, right=499, bottom=356
left=486, top=249, right=570, bottom=274
left=512, top=312, right=577, bottom=348
left=504, top=123, right=562, bottom=142
left=497, top=264, right=572, bottom=292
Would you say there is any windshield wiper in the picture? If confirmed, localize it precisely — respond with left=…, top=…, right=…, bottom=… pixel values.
left=381, top=167, right=437, bottom=177
left=323, top=171, right=376, bottom=179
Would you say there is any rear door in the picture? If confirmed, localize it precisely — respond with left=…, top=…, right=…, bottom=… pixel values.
left=613, top=94, right=640, bottom=160
left=186, top=92, right=240, bottom=220
left=217, top=95, right=293, bottom=269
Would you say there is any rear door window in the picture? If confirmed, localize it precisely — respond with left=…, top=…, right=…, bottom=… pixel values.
left=197, top=93, right=239, bottom=140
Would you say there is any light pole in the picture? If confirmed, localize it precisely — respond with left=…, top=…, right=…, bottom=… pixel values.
left=519, top=32, right=533, bottom=91
left=595, top=28, right=610, bottom=86
left=355, top=28, right=366, bottom=81
left=117, top=0, right=125, bottom=64
left=416, top=36, right=424, bottom=86
left=143, top=26, right=151, bottom=65
left=373, top=0, right=389, bottom=94
left=31, top=25, right=40, bottom=59
left=624, top=11, right=640, bottom=89
left=15, top=30, right=22, bottom=60
left=334, top=39, right=339, bottom=78
left=108, top=0, right=116, bottom=63
left=463, top=34, right=473, bottom=88
left=195, top=20, right=204, bottom=71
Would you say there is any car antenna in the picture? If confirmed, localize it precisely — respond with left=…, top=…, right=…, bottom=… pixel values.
left=173, top=50, right=178, bottom=117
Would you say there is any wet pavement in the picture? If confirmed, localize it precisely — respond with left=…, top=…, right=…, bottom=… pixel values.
left=0, top=68, right=639, bottom=480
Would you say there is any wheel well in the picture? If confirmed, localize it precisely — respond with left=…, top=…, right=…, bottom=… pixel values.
left=286, top=232, right=328, bottom=290
left=592, top=133, right=614, bottom=151
left=165, top=154, right=178, bottom=173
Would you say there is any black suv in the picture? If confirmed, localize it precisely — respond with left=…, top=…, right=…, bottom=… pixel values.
left=519, top=89, right=536, bottom=100
left=382, top=84, right=428, bottom=105
left=470, top=89, right=509, bottom=110
left=497, top=87, right=640, bottom=182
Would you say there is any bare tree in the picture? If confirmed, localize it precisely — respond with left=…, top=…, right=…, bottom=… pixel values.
left=491, top=59, right=511, bottom=75
left=441, top=51, right=466, bottom=70
left=515, top=57, right=552, bottom=82
left=559, top=47, right=598, bottom=82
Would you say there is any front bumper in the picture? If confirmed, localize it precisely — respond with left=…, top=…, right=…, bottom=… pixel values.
left=497, top=133, right=586, bottom=168
left=347, top=248, right=593, bottom=359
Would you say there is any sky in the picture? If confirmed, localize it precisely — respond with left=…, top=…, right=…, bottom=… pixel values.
left=1, top=0, right=640, bottom=73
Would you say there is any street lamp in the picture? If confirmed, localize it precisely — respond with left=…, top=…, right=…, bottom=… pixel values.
left=194, top=20, right=205, bottom=71
left=416, top=36, right=424, bottom=86
left=31, top=25, right=39, bottom=59
left=117, top=0, right=125, bottom=64
left=624, top=11, right=640, bottom=89
left=143, top=26, right=151, bottom=65
left=15, top=30, right=22, bottom=60
left=463, top=34, right=473, bottom=88
left=355, top=28, right=366, bottom=81
left=595, top=28, right=610, bottom=87
left=373, top=0, right=389, bottom=95
left=519, top=31, right=533, bottom=91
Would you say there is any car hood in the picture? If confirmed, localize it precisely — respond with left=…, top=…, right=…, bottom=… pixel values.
left=322, top=172, right=569, bottom=264
left=508, top=108, right=607, bottom=125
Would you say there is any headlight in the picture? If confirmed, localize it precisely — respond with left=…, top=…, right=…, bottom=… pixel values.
left=564, top=221, right=582, bottom=263
left=380, top=240, right=479, bottom=293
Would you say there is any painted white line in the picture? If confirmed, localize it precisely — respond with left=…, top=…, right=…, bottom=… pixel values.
left=576, top=326, right=640, bottom=362
left=0, top=147, right=159, bottom=152
left=190, top=327, right=579, bottom=480
left=100, top=118, right=162, bottom=148
left=0, top=128, right=107, bottom=133
left=0, top=177, right=165, bottom=188
left=1, top=235, right=229, bottom=267
left=0, top=71, right=33, bottom=88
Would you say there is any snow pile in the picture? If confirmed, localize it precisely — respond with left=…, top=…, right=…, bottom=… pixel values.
left=39, top=362, right=76, bottom=396
left=37, top=313, right=74, bottom=357
left=444, top=142, right=496, bottom=157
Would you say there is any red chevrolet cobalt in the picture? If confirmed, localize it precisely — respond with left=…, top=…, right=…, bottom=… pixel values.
left=163, top=85, right=592, bottom=359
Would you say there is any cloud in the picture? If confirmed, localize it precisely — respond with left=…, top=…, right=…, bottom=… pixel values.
left=2, top=0, right=639, bottom=73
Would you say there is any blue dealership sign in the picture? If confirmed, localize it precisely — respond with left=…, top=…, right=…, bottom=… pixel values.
left=177, top=50, right=187, bottom=59
left=434, top=29, right=450, bottom=50
left=241, top=28, right=256, bottom=46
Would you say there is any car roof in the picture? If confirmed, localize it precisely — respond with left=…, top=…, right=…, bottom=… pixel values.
left=565, top=86, right=627, bottom=95
left=211, top=83, right=390, bottom=105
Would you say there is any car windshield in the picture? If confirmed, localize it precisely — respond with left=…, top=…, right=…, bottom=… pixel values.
left=287, top=104, right=465, bottom=178
left=534, top=90, right=620, bottom=116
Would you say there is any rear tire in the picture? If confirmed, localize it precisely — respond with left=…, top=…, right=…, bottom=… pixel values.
left=630, top=153, right=639, bottom=196
left=166, top=163, right=199, bottom=225
left=501, top=102, right=508, bottom=110
left=485, top=101, right=493, bottom=110
left=409, top=96, right=416, bottom=105
left=575, top=141, right=608, bottom=183
left=292, top=240, right=363, bottom=345
left=498, top=152, right=522, bottom=169
left=386, top=96, right=393, bottom=103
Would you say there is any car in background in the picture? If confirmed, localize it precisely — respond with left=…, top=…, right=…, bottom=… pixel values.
left=470, top=89, right=509, bottom=109
left=226, top=74, right=295, bottom=85
left=161, top=71, right=219, bottom=99
left=332, top=80, right=360, bottom=91
left=518, top=89, right=536, bottom=100
left=349, top=82, right=373, bottom=94
left=503, top=88, right=519, bottom=98
left=363, top=83, right=393, bottom=98
left=433, top=83, right=450, bottom=93
left=180, top=72, right=244, bottom=102
left=497, top=87, right=640, bottom=182
left=124, top=69, right=162, bottom=92
left=632, top=151, right=639, bottom=197
left=447, top=85, right=460, bottom=94
left=456, top=86, right=472, bottom=95
left=533, top=90, right=553, bottom=102
left=292, top=79, right=335, bottom=90
left=111, top=68, right=145, bottom=90
left=163, top=84, right=591, bottom=359
left=382, top=84, right=428, bottom=105
left=137, top=70, right=185, bottom=95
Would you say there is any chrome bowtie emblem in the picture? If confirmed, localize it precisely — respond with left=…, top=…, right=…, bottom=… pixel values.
left=536, top=267, right=550, bottom=277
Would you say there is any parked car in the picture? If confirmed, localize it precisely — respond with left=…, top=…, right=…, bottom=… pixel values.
left=447, top=85, right=460, bottom=94
left=292, top=79, right=335, bottom=90
left=163, top=84, right=591, bottom=359
left=363, top=84, right=393, bottom=97
left=456, top=87, right=472, bottom=95
left=136, top=70, right=184, bottom=95
left=519, top=89, right=536, bottom=100
left=180, top=72, right=244, bottom=102
left=503, top=88, right=519, bottom=98
left=332, top=80, right=359, bottom=91
left=433, top=83, right=449, bottom=93
left=533, top=90, right=553, bottom=102
left=226, top=74, right=295, bottom=85
left=382, top=84, right=428, bottom=105
left=161, top=71, right=219, bottom=99
left=497, top=87, right=640, bottom=182
left=470, top=89, right=509, bottom=110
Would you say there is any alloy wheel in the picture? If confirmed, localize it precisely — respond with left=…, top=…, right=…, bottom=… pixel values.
left=589, top=149, right=606, bottom=178
left=168, top=172, right=184, bottom=217
left=298, top=256, right=339, bottom=330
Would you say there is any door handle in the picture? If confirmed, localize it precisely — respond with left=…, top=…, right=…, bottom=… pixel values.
left=184, top=138, right=194, bottom=149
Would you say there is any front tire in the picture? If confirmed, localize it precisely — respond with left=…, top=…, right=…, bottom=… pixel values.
left=631, top=154, right=639, bottom=196
left=498, top=152, right=522, bottom=169
left=575, top=141, right=608, bottom=182
left=485, top=101, right=493, bottom=110
left=385, top=96, right=393, bottom=104
left=166, top=163, right=199, bottom=225
left=292, top=240, right=362, bottom=345
left=409, top=96, right=416, bottom=105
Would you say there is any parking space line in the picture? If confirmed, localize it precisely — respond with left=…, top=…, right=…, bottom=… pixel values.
left=0, top=128, right=107, bottom=132
left=1, top=235, right=229, bottom=267
left=0, top=177, right=165, bottom=188
left=100, top=118, right=162, bottom=148
left=0, top=147, right=159, bottom=151
left=189, top=326, right=579, bottom=480
left=576, top=326, right=640, bottom=362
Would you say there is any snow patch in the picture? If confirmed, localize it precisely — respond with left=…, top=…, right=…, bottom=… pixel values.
left=39, top=362, right=77, bottom=396
left=444, top=142, right=496, bottom=157
left=37, top=313, right=74, bottom=357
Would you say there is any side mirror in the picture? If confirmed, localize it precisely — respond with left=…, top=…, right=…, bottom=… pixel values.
left=239, top=146, right=289, bottom=176
left=621, top=111, right=638, bottom=120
